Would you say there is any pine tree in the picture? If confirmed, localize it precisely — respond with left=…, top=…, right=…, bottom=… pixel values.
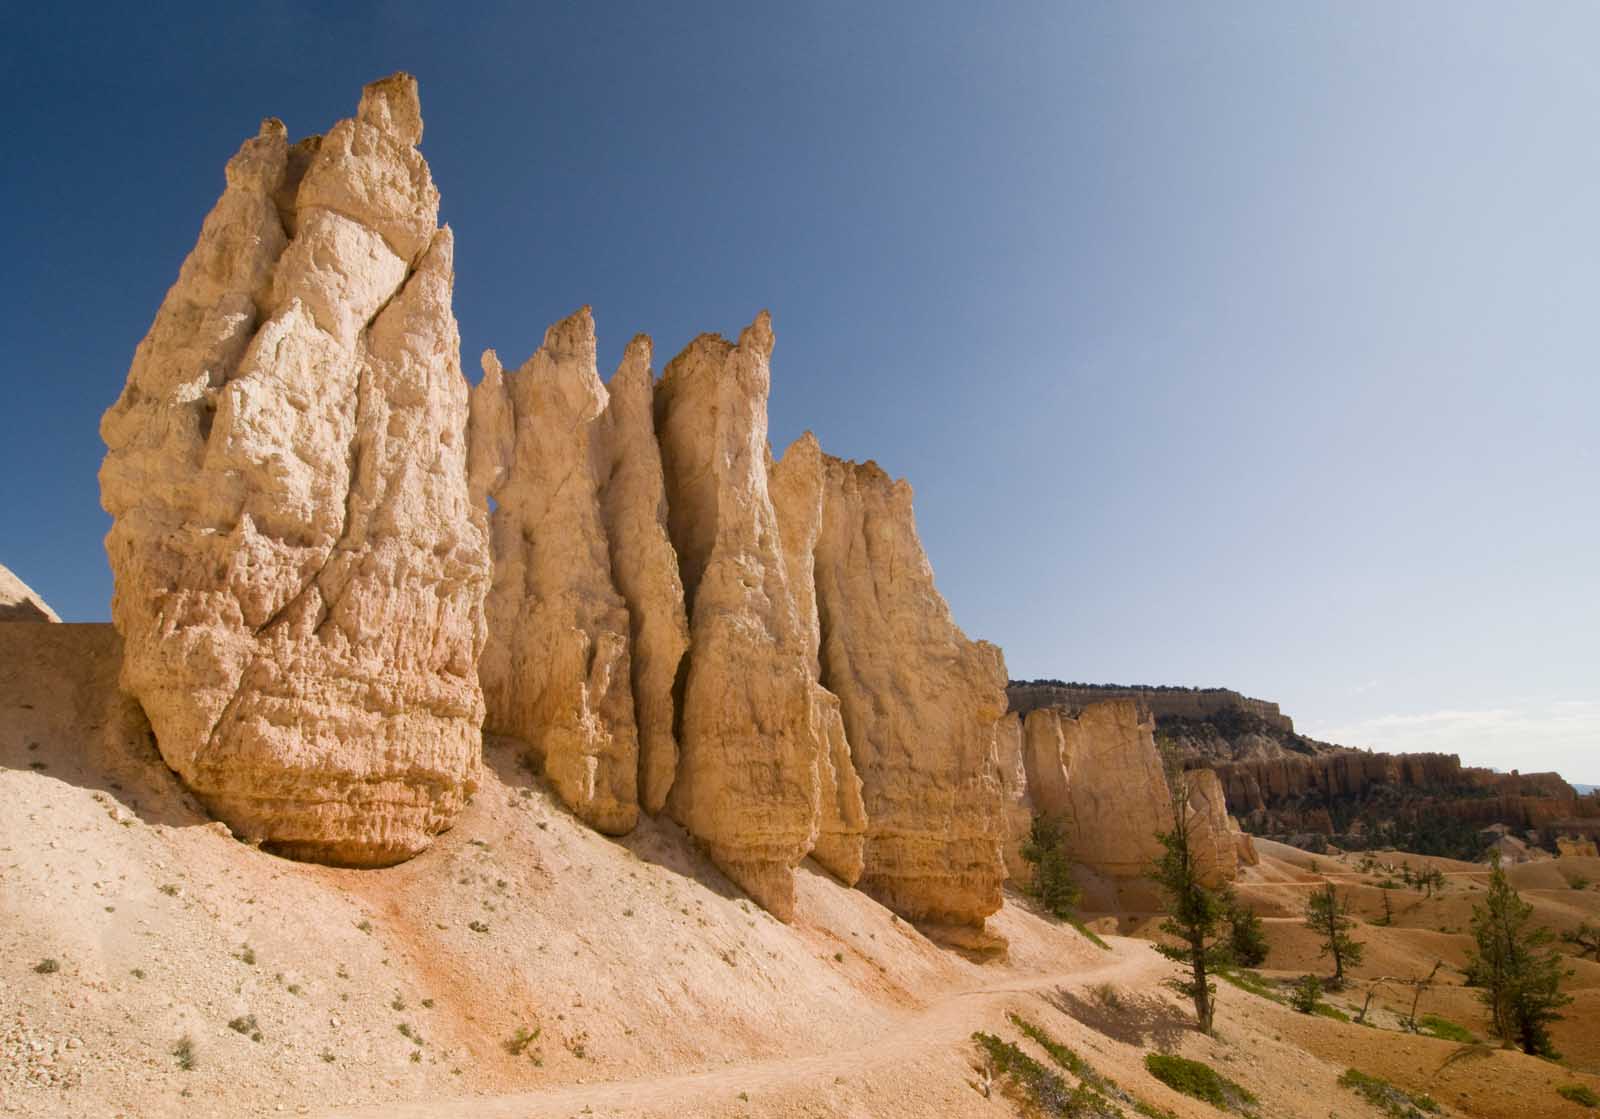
left=1304, top=883, right=1365, bottom=986
left=1466, top=855, right=1573, bottom=1056
left=1225, top=897, right=1269, bottom=967
left=1146, top=755, right=1229, bottom=1033
left=1020, top=813, right=1082, bottom=920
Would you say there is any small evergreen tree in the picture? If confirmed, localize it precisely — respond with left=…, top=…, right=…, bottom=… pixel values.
left=1146, top=752, right=1229, bottom=1033
left=1225, top=898, right=1269, bottom=967
left=1019, top=813, right=1081, bottom=920
left=1304, top=883, right=1364, bottom=986
left=1290, top=974, right=1322, bottom=1014
left=1377, top=890, right=1394, bottom=927
left=1465, top=855, right=1573, bottom=1056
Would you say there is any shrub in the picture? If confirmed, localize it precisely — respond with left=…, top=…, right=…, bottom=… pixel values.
left=504, top=1026, right=540, bottom=1056
left=227, top=1014, right=262, bottom=1042
left=1417, top=1014, right=1475, bottom=1043
left=33, top=958, right=60, bottom=975
left=1144, top=1053, right=1257, bottom=1113
left=1557, top=1084, right=1599, bottom=1108
left=973, top=1031, right=1116, bottom=1117
left=1021, top=813, right=1083, bottom=920
left=1338, top=1068, right=1439, bottom=1117
left=1290, top=974, right=1322, bottom=1014
left=172, top=1035, right=197, bottom=1070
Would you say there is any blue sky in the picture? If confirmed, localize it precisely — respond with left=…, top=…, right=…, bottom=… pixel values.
left=3, top=3, right=1595, bottom=781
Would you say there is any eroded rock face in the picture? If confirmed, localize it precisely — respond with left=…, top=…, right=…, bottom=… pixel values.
left=1185, top=767, right=1238, bottom=887
left=469, top=308, right=640, bottom=834
left=814, top=456, right=1008, bottom=938
left=654, top=314, right=822, bottom=918
left=0, top=565, right=60, bottom=623
left=598, top=337, right=690, bottom=817
left=99, top=74, right=489, bottom=867
left=1024, top=701, right=1174, bottom=880
left=994, top=712, right=1034, bottom=881
left=770, top=433, right=867, bottom=885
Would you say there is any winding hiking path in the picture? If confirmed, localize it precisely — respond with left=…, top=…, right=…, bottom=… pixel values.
left=321, top=939, right=1172, bottom=1118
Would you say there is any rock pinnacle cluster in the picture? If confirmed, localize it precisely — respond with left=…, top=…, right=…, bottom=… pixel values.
left=98, top=74, right=1245, bottom=938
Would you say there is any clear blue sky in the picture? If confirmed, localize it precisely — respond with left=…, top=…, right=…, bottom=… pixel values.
left=3, top=3, right=1596, bottom=781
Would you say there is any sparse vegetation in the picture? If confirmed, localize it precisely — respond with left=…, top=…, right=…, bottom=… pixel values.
left=1561, top=921, right=1600, bottom=962
left=467, top=920, right=489, bottom=934
left=1143, top=1053, right=1257, bottom=1115
left=1225, top=899, right=1268, bottom=967
left=227, top=1014, right=262, bottom=1042
left=972, top=1030, right=1121, bottom=1117
left=33, top=958, right=60, bottom=974
left=1145, top=750, right=1230, bottom=1033
left=1557, top=1083, right=1599, bottom=1108
left=1304, top=883, right=1364, bottom=985
left=1290, top=974, right=1322, bottom=1014
left=1021, top=812, right=1084, bottom=920
left=1465, top=854, right=1573, bottom=1057
left=237, top=944, right=256, bottom=965
left=504, top=1026, right=541, bottom=1056
left=159, top=883, right=180, bottom=897
left=1089, top=982, right=1123, bottom=1011
left=172, top=1035, right=197, bottom=1070
left=1416, top=1013, right=1475, bottom=1044
left=1337, top=1068, right=1439, bottom=1117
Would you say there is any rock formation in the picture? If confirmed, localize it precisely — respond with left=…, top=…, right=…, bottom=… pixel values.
left=99, top=74, right=489, bottom=866
left=769, top=433, right=867, bottom=885
left=1008, top=682, right=1295, bottom=736
left=598, top=337, right=690, bottom=817
left=1020, top=700, right=1174, bottom=881
left=813, top=455, right=1009, bottom=941
left=1184, top=767, right=1238, bottom=886
left=468, top=309, right=641, bottom=834
left=993, top=712, right=1034, bottom=881
left=0, top=564, right=60, bottom=623
left=654, top=314, right=822, bottom=919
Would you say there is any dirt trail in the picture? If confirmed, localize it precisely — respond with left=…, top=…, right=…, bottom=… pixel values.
left=320, top=939, right=1170, bottom=1118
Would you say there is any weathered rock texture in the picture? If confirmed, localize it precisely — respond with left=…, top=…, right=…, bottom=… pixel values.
left=654, top=315, right=822, bottom=919
left=1185, top=767, right=1238, bottom=887
left=814, top=456, right=1008, bottom=937
left=1021, top=700, right=1174, bottom=881
left=99, top=74, right=489, bottom=866
left=469, top=309, right=641, bottom=834
left=769, top=433, right=866, bottom=885
left=0, top=565, right=60, bottom=623
left=994, top=712, right=1033, bottom=881
left=599, top=337, right=690, bottom=817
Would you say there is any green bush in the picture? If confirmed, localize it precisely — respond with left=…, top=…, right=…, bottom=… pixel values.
left=1022, top=813, right=1083, bottom=920
left=1557, top=1084, right=1599, bottom=1108
left=1226, top=902, right=1269, bottom=967
left=1416, top=1014, right=1475, bottom=1043
left=1290, top=974, right=1322, bottom=1013
left=1144, top=1053, right=1257, bottom=1114
left=973, top=1031, right=1117, bottom=1117
left=1338, top=1068, right=1439, bottom=1117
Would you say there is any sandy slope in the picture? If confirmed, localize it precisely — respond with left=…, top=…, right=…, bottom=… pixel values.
left=4, top=624, right=1598, bottom=1118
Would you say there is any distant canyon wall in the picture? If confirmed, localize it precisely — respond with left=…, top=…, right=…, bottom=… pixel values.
left=1007, top=682, right=1294, bottom=735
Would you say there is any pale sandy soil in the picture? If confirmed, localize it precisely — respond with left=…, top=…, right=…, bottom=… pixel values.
left=3, top=624, right=1598, bottom=1118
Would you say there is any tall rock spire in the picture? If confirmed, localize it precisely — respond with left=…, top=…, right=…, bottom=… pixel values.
left=99, top=74, right=489, bottom=866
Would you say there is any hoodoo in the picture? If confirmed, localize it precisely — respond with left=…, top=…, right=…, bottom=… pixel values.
left=98, top=74, right=490, bottom=866
left=813, top=456, right=1010, bottom=945
left=653, top=314, right=824, bottom=920
left=469, top=308, right=642, bottom=835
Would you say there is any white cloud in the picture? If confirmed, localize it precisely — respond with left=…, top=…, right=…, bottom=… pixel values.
left=1306, top=699, right=1600, bottom=784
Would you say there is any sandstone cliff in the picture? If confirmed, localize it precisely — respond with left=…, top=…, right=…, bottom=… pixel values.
left=1185, top=767, right=1238, bottom=887
left=814, top=455, right=1009, bottom=942
left=0, top=564, right=60, bottom=623
left=654, top=315, right=822, bottom=919
left=994, top=712, right=1034, bottom=881
left=469, top=309, right=641, bottom=835
left=99, top=75, right=489, bottom=866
